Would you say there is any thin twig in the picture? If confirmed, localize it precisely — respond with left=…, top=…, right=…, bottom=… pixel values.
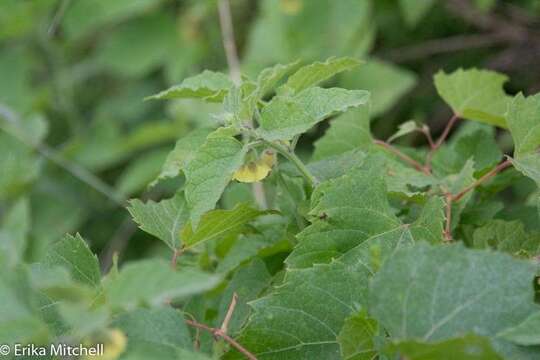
left=373, top=140, right=431, bottom=175
left=420, top=126, right=436, bottom=149
left=220, top=292, right=238, bottom=335
left=452, top=159, right=512, bottom=202
left=217, top=0, right=268, bottom=209
left=171, top=246, right=184, bottom=270
left=185, top=320, right=258, bottom=360
left=443, top=192, right=453, bottom=242
left=425, top=114, right=459, bottom=170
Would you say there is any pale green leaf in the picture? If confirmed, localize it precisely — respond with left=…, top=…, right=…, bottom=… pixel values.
left=507, top=93, right=540, bottom=157
left=387, top=120, right=419, bottom=143
left=256, top=61, right=301, bottom=97
left=338, top=312, right=378, bottom=360
left=370, top=244, right=538, bottom=341
left=390, top=334, right=503, bottom=360
left=184, top=127, right=247, bottom=227
left=128, top=192, right=189, bottom=250
left=151, top=127, right=212, bottom=187
left=182, top=203, right=270, bottom=248
left=294, top=87, right=370, bottom=121
left=0, top=197, right=29, bottom=266
left=281, top=57, right=361, bottom=94
left=498, top=311, right=540, bottom=346
left=43, top=233, right=101, bottom=288
left=308, top=149, right=367, bottom=182
left=105, top=259, right=220, bottom=310
left=472, top=219, right=540, bottom=257
left=434, top=68, right=510, bottom=127
left=146, top=70, right=232, bottom=102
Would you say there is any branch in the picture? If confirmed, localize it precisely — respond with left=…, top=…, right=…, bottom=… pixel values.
left=185, top=319, right=258, bottom=360
left=452, top=159, right=512, bottom=202
left=373, top=140, right=431, bottom=175
left=425, top=114, right=459, bottom=170
left=220, top=292, right=238, bottom=334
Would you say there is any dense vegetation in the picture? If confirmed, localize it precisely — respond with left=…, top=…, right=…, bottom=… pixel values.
left=2, top=1, right=540, bottom=359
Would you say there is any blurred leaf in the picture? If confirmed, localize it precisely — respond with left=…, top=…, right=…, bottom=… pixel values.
left=388, top=120, right=419, bottom=143
left=399, top=0, right=436, bottom=27
left=434, top=68, right=510, bottom=127
left=0, top=197, right=30, bottom=266
left=116, top=149, right=168, bottom=196
left=128, top=192, right=189, bottom=251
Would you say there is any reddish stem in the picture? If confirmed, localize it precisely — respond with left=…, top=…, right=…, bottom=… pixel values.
left=452, top=159, right=512, bottom=202
left=425, top=114, right=459, bottom=170
left=373, top=140, right=431, bottom=175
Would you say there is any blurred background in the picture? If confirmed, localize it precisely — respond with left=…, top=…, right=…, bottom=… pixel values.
left=1, top=0, right=539, bottom=269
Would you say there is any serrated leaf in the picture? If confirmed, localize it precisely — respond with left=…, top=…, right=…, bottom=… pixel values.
left=105, top=259, right=220, bottom=310
left=151, top=127, right=212, bottom=187
left=312, top=107, right=372, bottom=160
left=127, top=192, right=189, bottom=251
left=43, top=233, right=101, bottom=288
left=0, top=197, right=29, bottom=266
left=390, top=334, right=502, bottom=360
left=184, top=127, right=247, bottom=227
left=181, top=203, right=270, bottom=248
left=258, top=88, right=369, bottom=141
left=338, top=312, right=378, bottom=360
left=434, top=68, right=510, bottom=127
left=146, top=70, right=232, bottom=102
left=370, top=244, right=538, bottom=342
left=281, top=57, right=361, bottom=94
left=498, top=311, right=540, bottom=346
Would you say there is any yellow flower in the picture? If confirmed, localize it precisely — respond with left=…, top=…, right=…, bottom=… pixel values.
left=233, top=150, right=276, bottom=183
left=84, top=329, right=127, bottom=360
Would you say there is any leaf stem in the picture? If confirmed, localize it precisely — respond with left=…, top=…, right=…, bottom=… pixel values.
left=185, top=319, right=258, bottom=360
left=263, top=140, right=318, bottom=187
left=443, top=192, right=453, bottom=241
left=425, top=114, right=459, bottom=170
left=452, top=159, right=512, bottom=202
left=373, top=139, right=431, bottom=175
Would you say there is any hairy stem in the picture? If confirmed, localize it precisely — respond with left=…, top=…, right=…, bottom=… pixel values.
left=373, top=140, right=431, bottom=175
left=185, top=319, right=258, bottom=360
left=263, top=140, right=318, bottom=187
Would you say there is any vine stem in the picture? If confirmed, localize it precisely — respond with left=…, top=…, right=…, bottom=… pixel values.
left=263, top=140, right=318, bottom=187
left=373, top=140, right=431, bottom=175
left=217, top=0, right=268, bottom=209
left=185, top=320, right=258, bottom=360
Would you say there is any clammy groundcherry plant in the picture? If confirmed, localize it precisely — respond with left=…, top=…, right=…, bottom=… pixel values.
left=7, top=56, right=540, bottom=360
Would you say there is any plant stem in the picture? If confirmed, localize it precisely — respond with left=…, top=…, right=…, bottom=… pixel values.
left=425, top=114, right=459, bottom=170
left=373, top=139, right=431, bottom=175
left=452, top=159, right=512, bottom=202
left=185, top=319, right=258, bottom=360
left=443, top=192, right=453, bottom=241
left=263, top=140, right=318, bottom=187
left=220, top=292, right=238, bottom=334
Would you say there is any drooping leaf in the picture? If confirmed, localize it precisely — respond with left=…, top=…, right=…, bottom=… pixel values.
left=151, top=127, right=213, bottom=187
left=184, top=127, right=247, bottom=227
left=104, top=259, right=220, bottom=310
left=280, top=57, right=361, bottom=94
left=146, top=70, right=232, bottom=102
left=43, top=233, right=101, bottom=289
left=434, top=68, right=510, bottom=127
left=128, top=192, right=189, bottom=251
left=370, top=244, right=538, bottom=342
left=498, top=311, right=540, bottom=346
left=181, top=203, right=270, bottom=249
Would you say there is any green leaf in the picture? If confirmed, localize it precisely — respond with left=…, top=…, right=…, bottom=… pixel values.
left=258, top=88, right=369, bottom=141
left=312, top=107, right=372, bottom=160
left=128, top=192, right=189, bottom=251
left=256, top=61, right=301, bottom=97
left=146, top=70, right=232, bottom=102
left=390, top=334, right=503, bottom=360
left=387, top=120, right=419, bottom=143
left=338, top=312, right=378, bottom=360
left=308, top=149, right=367, bottom=182
left=151, top=127, right=212, bottom=187
left=105, top=259, right=220, bottom=310
left=472, top=219, right=540, bottom=257
left=434, top=68, right=510, bottom=127
left=0, top=197, right=29, bottom=266
left=369, top=244, right=538, bottom=342
left=281, top=57, right=361, bottom=94
left=57, top=302, right=109, bottom=338
left=498, top=311, right=540, bottom=346
left=507, top=93, right=540, bottom=157
left=43, top=233, right=101, bottom=288
left=184, top=127, right=248, bottom=227
left=182, top=203, right=270, bottom=249
left=399, top=0, right=436, bottom=27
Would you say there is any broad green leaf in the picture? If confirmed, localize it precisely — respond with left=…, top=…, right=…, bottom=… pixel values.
left=28, top=264, right=94, bottom=302
left=340, top=59, right=416, bottom=116
left=216, top=259, right=271, bottom=335
left=338, top=312, right=378, bottom=360
left=0, top=197, right=29, bottom=266
left=281, top=57, right=361, bottom=94
left=390, top=334, right=502, bottom=360
left=507, top=93, right=540, bottom=157
left=434, top=68, right=510, bottom=127
left=146, top=70, right=232, bottom=102
left=182, top=203, right=270, bottom=248
left=104, top=259, right=220, bottom=310
left=399, top=0, right=436, bottom=27
left=308, top=149, right=366, bottom=182
left=258, top=88, right=369, bottom=141
left=43, top=233, right=101, bottom=288
left=256, top=61, right=301, bottom=97
left=128, top=192, right=189, bottom=251
left=498, top=311, right=540, bottom=346
left=113, top=308, right=192, bottom=350
left=184, top=127, right=248, bottom=227
left=312, top=107, right=372, bottom=160
left=472, top=219, right=540, bottom=257
left=151, top=127, right=212, bottom=187
left=370, top=244, right=538, bottom=342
